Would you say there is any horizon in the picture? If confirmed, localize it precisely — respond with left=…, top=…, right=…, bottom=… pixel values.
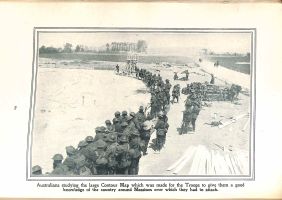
left=39, top=32, right=252, bottom=55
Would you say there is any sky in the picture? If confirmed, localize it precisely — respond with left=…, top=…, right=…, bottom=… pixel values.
left=39, top=31, right=252, bottom=55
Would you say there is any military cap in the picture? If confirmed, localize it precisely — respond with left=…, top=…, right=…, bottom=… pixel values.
left=100, top=126, right=107, bottom=132
left=119, top=135, right=128, bottom=143
left=139, top=106, right=144, bottom=110
left=121, top=121, right=128, bottom=127
left=32, top=165, right=42, bottom=173
left=85, top=136, right=94, bottom=142
left=114, top=111, right=121, bottom=116
left=107, top=133, right=117, bottom=143
left=95, top=126, right=106, bottom=133
left=95, top=139, right=107, bottom=149
left=66, top=146, right=76, bottom=155
left=78, top=140, right=88, bottom=147
left=122, top=111, right=128, bottom=116
left=105, top=120, right=111, bottom=124
left=52, top=154, right=64, bottom=161
left=129, top=112, right=135, bottom=117
left=113, top=118, right=119, bottom=123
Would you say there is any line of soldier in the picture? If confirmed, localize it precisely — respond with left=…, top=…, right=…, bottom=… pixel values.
left=136, top=67, right=177, bottom=118
left=32, top=107, right=151, bottom=176
left=32, top=68, right=170, bottom=176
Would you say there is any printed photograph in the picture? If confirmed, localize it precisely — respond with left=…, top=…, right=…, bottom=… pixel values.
left=28, top=29, right=254, bottom=177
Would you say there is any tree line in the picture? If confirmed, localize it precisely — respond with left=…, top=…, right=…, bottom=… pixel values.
left=39, top=40, right=148, bottom=54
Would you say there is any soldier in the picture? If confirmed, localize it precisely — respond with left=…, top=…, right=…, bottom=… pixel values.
left=184, top=70, right=189, bottom=81
left=77, top=140, right=93, bottom=172
left=105, top=120, right=114, bottom=132
left=32, top=165, right=42, bottom=175
left=51, top=154, right=70, bottom=175
left=120, top=121, right=129, bottom=133
left=116, top=64, right=119, bottom=73
left=181, top=106, right=193, bottom=134
left=135, top=106, right=146, bottom=130
left=128, top=130, right=143, bottom=175
left=191, top=104, right=201, bottom=132
left=74, top=153, right=92, bottom=176
left=210, top=74, right=215, bottom=84
left=115, top=135, right=131, bottom=175
left=112, top=118, right=122, bottom=133
left=94, top=126, right=106, bottom=142
left=150, top=94, right=159, bottom=118
left=174, top=72, right=178, bottom=80
left=124, top=113, right=138, bottom=137
left=52, top=154, right=64, bottom=170
left=140, top=122, right=153, bottom=155
left=120, top=111, right=128, bottom=123
left=93, top=139, right=108, bottom=175
left=164, top=79, right=172, bottom=103
left=154, top=112, right=169, bottom=152
left=113, top=111, right=121, bottom=124
left=105, top=133, right=119, bottom=175
left=63, top=146, right=78, bottom=175
left=172, top=84, right=180, bottom=103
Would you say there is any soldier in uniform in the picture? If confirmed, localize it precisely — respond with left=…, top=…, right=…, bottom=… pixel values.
left=116, top=64, right=120, bottom=73
left=120, top=121, right=129, bottom=133
left=120, top=111, right=128, bottom=123
left=181, top=106, right=193, bottom=134
left=140, top=122, right=153, bottom=155
left=32, top=165, right=42, bottom=175
left=184, top=70, right=189, bottom=81
left=63, top=146, right=78, bottom=175
left=113, top=118, right=122, bottom=133
left=174, top=72, right=178, bottom=80
left=105, top=133, right=119, bottom=175
left=124, top=113, right=138, bottom=137
left=115, top=135, right=131, bottom=175
left=94, top=126, right=106, bottom=142
left=50, top=154, right=70, bottom=175
left=128, top=130, right=143, bottom=175
left=191, top=103, right=201, bottom=132
left=172, top=84, right=181, bottom=103
left=135, top=106, right=146, bottom=130
left=154, top=112, right=169, bottom=152
left=105, top=120, right=114, bottom=132
left=164, top=79, right=172, bottom=103
left=52, top=154, right=64, bottom=170
left=92, top=139, right=108, bottom=175
left=113, top=111, right=122, bottom=124
left=77, top=140, right=93, bottom=172
left=210, top=74, right=215, bottom=84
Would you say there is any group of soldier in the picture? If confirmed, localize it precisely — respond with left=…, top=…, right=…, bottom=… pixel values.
left=135, top=67, right=171, bottom=152
left=32, top=67, right=171, bottom=176
left=136, top=67, right=181, bottom=118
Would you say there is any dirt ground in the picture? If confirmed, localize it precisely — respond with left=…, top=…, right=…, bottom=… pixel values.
left=32, top=58, right=251, bottom=175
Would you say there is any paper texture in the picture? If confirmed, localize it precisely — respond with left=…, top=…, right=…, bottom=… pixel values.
left=0, top=2, right=281, bottom=199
